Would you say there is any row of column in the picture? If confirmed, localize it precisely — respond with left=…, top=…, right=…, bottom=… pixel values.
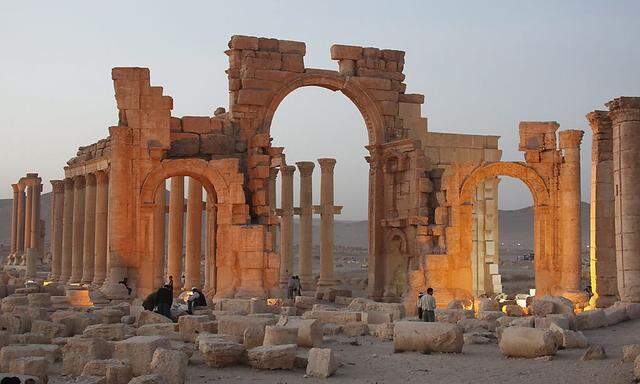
left=49, top=171, right=109, bottom=286
left=8, top=173, right=43, bottom=278
left=274, top=158, right=339, bottom=293
left=588, top=97, right=640, bottom=304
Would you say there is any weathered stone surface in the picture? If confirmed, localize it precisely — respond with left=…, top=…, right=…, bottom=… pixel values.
left=7, top=356, right=48, bottom=383
left=9, top=332, right=50, bottom=345
left=135, top=311, right=173, bottom=328
left=0, top=344, right=60, bottom=372
left=27, top=293, right=51, bottom=308
left=82, top=358, right=131, bottom=384
left=51, top=310, right=94, bottom=336
left=247, top=344, right=297, bottom=370
left=535, top=314, right=570, bottom=330
left=0, top=313, right=31, bottom=334
left=114, top=336, right=171, bottom=376
left=31, top=320, right=67, bottom=339
left=342, top=321, right=369, bottom=337
left=510, top=316, right=534, bottom=328
left=475, top=298, right=499, bottom=312
left=63, top=337, right=112, bottom=376
left=127, top=374, right=168, bottom=384
left=198, top=338, right=245, bottom=368
left=84, top=323, right=133, bottom=341
left=178, top=315, right=213, bottom=343
left=581, top=344, right=606, bottom=360
left=435, top=309, right=473, bottom=324
left=217, top=315, right=276, bottom=341
left=149, top=348, right=187, bottom=384
left=635, top=355, right=640, bottom=381
left=457, top=318, right=494, bottom=333
left=534, top=296, right=574, bottom=315
left=322, top=324, right=342, bottom=336
left=623, top=344, right=640, bottom=362
left=575, top=309, right=607, bottom=330
left=75, top=375, right=107, bottom=384
left=499, top=327, right=557, bottom=358
left=368, top=323, right=394, bottom=341
left=393, top=321, right=463, bottom=353
left=476, top=311, right=504, bottom=322
left=200, top=134, right=235, bottom=155
left=363, top=310, right=393, bottom=324
left=306, top=348, right=338, bottom=378
left=302, top=310, right=362, bottom=324
left=604, top=305, right=628, bottom=326
left=503, top=305, right=526, bottom=317
left=530, top=300, right=555, bottom=317
left=243, top=326, right=265, bottom=349
left=263, top=325, right=298, bottom=346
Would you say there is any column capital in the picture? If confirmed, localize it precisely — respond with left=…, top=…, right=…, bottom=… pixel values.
left=95, top=170, right=109, bottom=184
left=280, top=165, right=296, bottom=176
left=63, top=177, right=75, bottom=190
left=269, top=167, right=279, bottom=179
left=317, top=158, right=337, bottom=172
left=295, top=161, right=315, bottom=176
left=586, top=110, right=612, bottom=134
left=11, top=184, right=19, bottom=193
left=606, top=96, right=640, bottom=124
left=559, top=130, right=584, bottom=149
left=73, top=174, right=86, bottom=188
left=17, top=182, right=26, bottom=192
left=85, top=173, right=97, bottom=186
left=51, top=180, right=65, bottom=193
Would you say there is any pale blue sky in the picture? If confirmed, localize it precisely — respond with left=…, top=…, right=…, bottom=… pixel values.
left=1, top=1, right=639, bottom=219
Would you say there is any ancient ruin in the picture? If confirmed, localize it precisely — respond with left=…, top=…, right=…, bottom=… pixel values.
left=2, top=35, right=640, bottom=383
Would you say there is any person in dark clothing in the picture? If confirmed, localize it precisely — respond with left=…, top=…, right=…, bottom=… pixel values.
left=155, top=284, right=173, bottom=319
left=187, top=287, right=207, bottom=314
left=119, top=277, right=132, bottom=295
left=167, top=275, right=174, bottom=290
left=142, top=291, right=157, bottom=311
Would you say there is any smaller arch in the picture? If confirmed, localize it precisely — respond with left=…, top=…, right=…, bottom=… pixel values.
left=459, top=162, right=550, bottom=206
left=140, top=158, right=232, bottom=205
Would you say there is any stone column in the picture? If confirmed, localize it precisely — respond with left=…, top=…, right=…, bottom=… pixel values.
left=14, top=183, right=26, bottom=265
left=558, top=130, right=584, bottom=295
left=296, top=161, right=315, bottom=290
left=587, top=111, right=617, bottom=307
left=204, top=193, right=217, bottom=292
left=23, top=183, right=33, bottom=259
left=50, top=180, right=65, bottom=281
left=279, top=165, right=295, bottom=288
left=93, top=171, right=109, bottom=285
left=185, top=177, right=202, bottom=289
left=167, top=176, right=184, bottom=291
left=26, top=182, right=41, bottom=278
left=9, top=184, right=19, bottom=261
left=317, top=158, right=337, bottom=290
left=81, top=174, right=97, bottom=284
left=70, top=175, right=86, bottom=284
left=269, top=167, right=279, bottom=252
left=60, top=178, right=74, bottom=283
left=153, top=180, right=166, bottom=289
left=607, top=97, right=640, bottom=302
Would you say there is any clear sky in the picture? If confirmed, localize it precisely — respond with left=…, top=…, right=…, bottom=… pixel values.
left=1, top=1, right=639, bottom=220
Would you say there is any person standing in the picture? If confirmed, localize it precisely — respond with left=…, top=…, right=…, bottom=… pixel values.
left=286, top=275, right=296, bottom=299
left=419, top=287, right=436, bottom=322
left=416, top=291, right=424, bottom=320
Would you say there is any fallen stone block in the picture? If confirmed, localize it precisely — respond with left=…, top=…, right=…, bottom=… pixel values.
left=278, top=317, right=322, bottom=347
left=575, top=309, right=607, bottom=330
left=363, top=310, right=393, bottom=324
left=306, top=348, right=338, bottom=378
left=7, top=356, right=48, bottom=383
left=623, top=344, right=640, bottom=362
left=217, top=315, right=276, bottom=341
left=136, top=324, right=180, bottom=340
left=342, top=321, right=369, bottom=337
left=178, top=315, right=214, bottom=343
left=535, top=314, right=571, bottom=330
left=435, top=309, right=473, bottom=324
left=82, top=358, right=131, bottom=384
left=149, top=348, right=187, bottom=384
left=581, top=344, right=606, bottom=360
left=302, top=310, right=362, bottom=324
left=84, top=323, right=133, bottom=341
left=135, top=311, right=173, bottom=328
left=31, top=320, right=67, bottom=339
left=475, top=298, right=499, bottom=312
left=604, top=305, right=628, bottom=326
left=0, top=344, right=60, bottom=372
left=334, top=296, right=354, bottom=306
left=510, top=317, right=534, bottom=328
left=457, top=318, right=494, bottom=333
left=1, top=295, right=28, bottom=312
left=27, top=293, right=51, bottom=308
left=294, top=296, right=316, bottom=310
left=635, top=355, right=640, bottom=381
left=534, top=295, right=574, bottom=315
left=263, top=325, right=298, bottom=346
left=247, top=344, right=297, bottom=370
left=280, top=306, right=297, bottom=316
left=393, top=321, right=463, bottom=353
left=243, top=326, right=264, bottom=349
left=0, top=313, right=31, bottom=334
left=198, top=338, right=245, bottom=368
left=363, top=302, right=405, bottom=321
left=216, top=299, right=251, bottom=314
left=51, top=310, right=94, bottom=336
left=322, top=324, right=342, bottom=336
left=128, top=374, right=168, bottom=384
left=476, top=311, right=504, bottom=322
left=94, top=308, right=125, bottom=325
left=75, top=375, right=106, bottom=384
left=529, top=299, right=555, bottom=317
left=114, top=336, right=171, bottom=376
left=499, top=327, right=557, bottom=358
left=503, top=304, right=526, bottom=317
left=9, top=332, right=50, bottom=345
left=368, top=323, right=394, bottom=341
left=63, top=337, right=112, bottom=376
left=463, top=333, right=492, bottom=345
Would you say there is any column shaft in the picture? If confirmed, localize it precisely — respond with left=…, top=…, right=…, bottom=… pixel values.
left=93, top=171, right=109, bottom=285
left=10, top=185, right=19, bottom=257
left=70, top=176, right=86, bottom=283
left=60, top=179, right=74, bottom=282
left=204, top=193, right=217, bottom=292
left=50, top=181, right=65, bottom=281
left=15, top=184, right=26, bottom=264
left=23, top=184, right=33, bottom=255
left=317, top=158, right=337, bottom=289
left=279, top=166, right=295, bottom=287
left=167, top=176, right=184, bottom=290
left=153, top=180, right=166, bottom=289
left=296, top=162, right=315, bottom=290
left=185, top=177, right=202, bottom=289
left=26, top=182, right=41, bottom=278
left=82, top=174, right=97, bottom=283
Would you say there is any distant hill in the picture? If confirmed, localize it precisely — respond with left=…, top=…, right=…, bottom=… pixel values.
left=0, top=193, right=589, bottom=251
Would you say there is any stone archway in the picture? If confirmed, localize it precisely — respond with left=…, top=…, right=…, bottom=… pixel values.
left=457, top=161, right=554, bottom=297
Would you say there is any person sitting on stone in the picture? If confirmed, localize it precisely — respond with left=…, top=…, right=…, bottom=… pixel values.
left=155, top=284, right=173, bottom=319
left=418, top=287, right=436, bottom=322
left=187, top=287, right=207, bottom=314
left=142, top=290, right=157, bottom=311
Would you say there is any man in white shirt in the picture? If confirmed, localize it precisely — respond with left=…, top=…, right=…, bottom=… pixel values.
left=418, top=287, right=436, bottom=322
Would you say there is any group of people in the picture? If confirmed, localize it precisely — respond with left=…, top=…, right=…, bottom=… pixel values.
left=286, top=275, right=302, bottom=299
left=416, top=287, right=436, bottom=322
left=142, top=275, right=207, bottom=319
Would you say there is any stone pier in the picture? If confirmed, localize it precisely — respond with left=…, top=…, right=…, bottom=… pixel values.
left=14, top=183, right=26, bottom=265
left=153, top=180, right=166, bottom=288
left=9, top=184, right=19, bottom=264
left=296, top=161, right=315, bottom=290
left=587, top=111, right=617, bottom=307
left=22, top=180, right=33, bottom=264
left=70, top=175, right=85, bottom=284
left=25, top=178, right=42, bottom=278
left=607, top=96, right=640, bottom=302
left=167, top=176, right=184, bottom=291
left=50, top=180, right=65, bottom=281
left=93, top=171, right=109, bottom=285
left=60, top=178, right=74, bottom=283
left=279, top=165, right=295, bottom=288
left=316, top=158, right=338, bottom=291
left=185, top=177, right=202, bottom=289
left=82, top=174, right=97, bottom=284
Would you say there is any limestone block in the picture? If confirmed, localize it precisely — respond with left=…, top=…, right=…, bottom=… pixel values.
left=82, top=359, right=131, bottom=384
left=229, top=35, right=259, bottom=50
left=435, top=309, right=474, bottom=324
left=177, top=315, right=210, bottom=343
left=475, top=298, right=499, bottom=312
left=278, top=39, right=305, bottom=55
left=168, top=133, right=199, bottom=157
left=294, top=296, right=316, bottom=310
left=7, top=356, right=48, bottom=383
left=635, top=355, right=640, bottom=381
left=393, top=321, right=463, bottom=353
left=0, top=344, right=60, bottom=372
left=27, top=293, right=51, bottom=308
left=217, top=315, right=276, bottom=341
left=149, top=348, right=187, bottom=384
left=476, top=311, right=504, bottom=322
left=457, top=318, right=494, bottom=333
left=135, top=311, right=173, bottom=328
left=534, top=316, right=568, bottom=330
left=181, top=116, right=211, bottom=134
left=200, top=134, right=234, bottom=155
left=83, top=323, right=133, bottom=341
left=530, top=300, right=555, bottom=317
left=137, top=324, right=181, bottom=341
left=263, top=325, right=297, bottom=346
left=280, top=307, right=297, bottom=316
left=30, top=321, right=66, bottom=339
left=322, top=324, right=342, bottom=336
left=249, top=298, right=267, bottom=314
left=94, top=308, right=125, bottom=325
left=363, top=311, right=393, bottom=324
left=198, top=339, right=245, bottom=368
left=334, top=296, right=353, bottom=306
left=575, top=309, right=607, bottom=330
left=216, top=299, right=252, bottom=314
left=510, top=317, right=534, bottom=328
left=346, top=297, right=370, bottom=311
left=277, top=317, right=322, bottom=347
left=330, top=45, right=363, bottom=60
left=9, top=332, right=50, bottom=345
left=306, top=348, right=338, bottom=378
left=1, top=296, right=28, bottom=312
left=498, top=327, right=557, bottom=358
left=368, top=323, right=394, bottom=341
left=342, top=322, right=369, bottom=337
left=604, top=305, right=629, bottom=326
left=247, top=344, right=297, bottom=370
left=0, top=313, right=31, bottom=334
left=243, top=326, right=264, bottom=349
left=127, top=374, right=168, bottom=384
left=534, top=295, right=574, bottom=315
left=51, top=311, right=94, bottom=336
left=322, top=289, right=352, bottom=302
left=503, top=305, right=526, bottom=317
left=561, top=329, right=588, bottom=349
left=301, top=310, right=362, bottom=324
left=114, top=336, right=171, bottom=376
left=623, top=344, right=640, bottom=362
left=63, top=337, right=112, bottom=376
left=581, top=344, right=606, bottom=360
left=623, top=303, right=640, bottom=320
